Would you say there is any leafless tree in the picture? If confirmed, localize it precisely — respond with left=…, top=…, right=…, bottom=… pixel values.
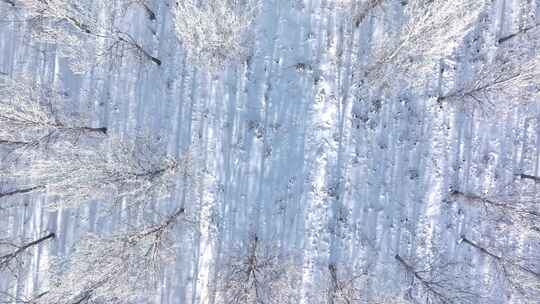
left=394, top=254, right=479, bottom=304
left=0, top=232, right=55, bottom=275
left=214, top=235, right=301, bottom=304
left=437, top=54, right=540, bottom=110
left=0, top=137, right=186, bottom=210
left=0, top=76, right=106, bottom=157
left=0, top=231, right=55, bottom=304
left=450, top=190, right=540, bottom=235
left=356, top=0, right=486, bottom=91
left=321, top=263, right=364, bottom=304
left=18, top=0, right=161, bottom=73
left=174, top=0, right=259, bottom=69
left=38, top=207, right=185, bottom=304
left=459, top=236, right=540, bottom=303
left=353, top=0, right=385, bottom=28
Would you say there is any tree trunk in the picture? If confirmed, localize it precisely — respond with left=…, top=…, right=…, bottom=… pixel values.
left=460, top=236, right=502, bottom=260
left=141, top=3, right=156, bottom=21
left=80, top=126, right=108, bottom=134
left=498, top=24, right=539, bottom=44
left=0, top=0, right=15, bottom=7
left=118, top=36, right=161, bottom=66
left=0, top=232, right=55, bottom=270
left=518, top=173, right=540, bottom=182
left=17, top=232, right=56, bottom=252
left=0, top=185, right=45, bottom=199
left=0, top=139, right=30, bottom=146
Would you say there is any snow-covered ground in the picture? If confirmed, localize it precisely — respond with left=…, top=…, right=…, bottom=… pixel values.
left=0, top=0, right=539, bottom=303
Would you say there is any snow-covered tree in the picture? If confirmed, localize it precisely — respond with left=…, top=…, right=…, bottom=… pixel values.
left=174, top=0, right=259, bottom=69
left=214, top=236, right=301, bottom=304
left=0, top=231, right=55, bottom=304
left=0, top=136, right=186, bottom=209
left=459, top=236, right=540, bottom=303
left=0, top=76, right=106, bottom=157
left=450, top=190, right=540, bottom=236
left=320, top=263, right=364, bottom=304
left=19, top=0, right=161, bottom=73
left=437, top=54, right=540, bottom=110
left=357, top=0, right=486, bottom=91
left=39, top=207, right=185, bottom=304
left=394, top=254, right=479, bottom=304
left=0, top=232, right=55, bottom=276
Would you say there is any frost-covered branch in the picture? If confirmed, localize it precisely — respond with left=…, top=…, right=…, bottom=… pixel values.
left=174, top=0, right=258, bottom=69
left=40, top=208, right=185, bottom=304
